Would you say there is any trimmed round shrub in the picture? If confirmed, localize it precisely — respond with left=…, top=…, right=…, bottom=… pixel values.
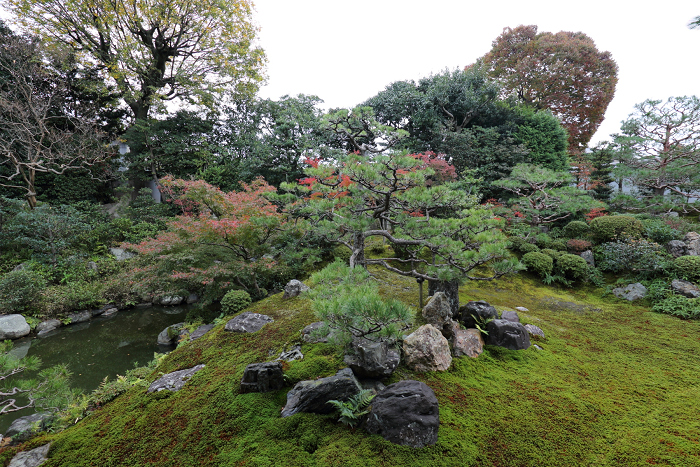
left=556, top=254, right=589, bottom=281
left=0, top=269, right=47, bottom=314
left=673, top=256, right=700, bottom=282
left=221, top=289, right=252, bottom=314
left=564, top=221, right=589, bottom=238
left=589, top=215, right=643, bottom=242
left=332, top=245, right=351, bottom=264
left=541, top=248, right=563, bottom=259
left=548, top=240, right=567, bottom=251
left=518, top=243, right=540, bottom=253
left=521, top=252, right=553, bottom=278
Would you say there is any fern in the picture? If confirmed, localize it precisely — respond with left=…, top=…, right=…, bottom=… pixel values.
left=327, top=389, right=375, bottom=427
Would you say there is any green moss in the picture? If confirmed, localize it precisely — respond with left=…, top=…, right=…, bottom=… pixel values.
left=22, top=267, right=700, bottom=467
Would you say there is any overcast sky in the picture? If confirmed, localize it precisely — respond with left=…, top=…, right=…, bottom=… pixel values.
left=254, top=0, right=699, bottom=146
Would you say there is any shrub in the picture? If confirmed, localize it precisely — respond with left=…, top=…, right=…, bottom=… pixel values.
left=518, top=243, right=540, bottom=253
left=651, top=295, right=700, bottom=319
left=589, top=215, right=643, bottom=242
left=596, top=240, right=670, bottom=278
left=540, top=248, right=563, bottom=259
left=556, top=254, right=589, bottom=281
left=331, top=245, right=351, bottom=264
left=521, top=252, right=553, bottom=278
left=674, top=256, right=700, bottom=282
left=220, top=290, right=252, bottom=314
left=567, top=239, right=593, bottom=254
left=642, top=219, right=682, bottom=244
left=0, top=269, right=47, bottom=314
left=42, top=282, right=105, bottom=316
left=549, top=240, right=567, bottom=251
left=564, top=221, right=589, bottom=238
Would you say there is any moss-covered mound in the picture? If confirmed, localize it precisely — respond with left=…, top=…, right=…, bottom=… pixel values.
left=3, top=270, right=700, bottom=466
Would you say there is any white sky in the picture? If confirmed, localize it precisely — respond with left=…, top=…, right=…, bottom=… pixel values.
left=254, top=0, right=699, bottom=146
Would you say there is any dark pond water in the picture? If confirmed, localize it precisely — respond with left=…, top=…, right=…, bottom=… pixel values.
left=0, top=305, right=190, bottom=434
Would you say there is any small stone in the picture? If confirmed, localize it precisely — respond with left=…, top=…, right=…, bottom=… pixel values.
left=66, top=310, right=91, bottom=325
left=612, top=283, right=647, bottom=301
left=278, top=345, right=304, bottom=362
left=186, top=294, right=199, bottom=305
left=35, top=319, right=61, bottom=334
left=282, top=279, right=310, bottom=299
left=451, top=328, right=484, bottom=358
left=524, top=324, right=545, bottom=339
left=147, top=364, right=205, bottom=393
left=225, top=312, right=274, bottom=333
left=515, top=306, right=529, bottom=312
left=671, top=279, right=700, bottom=298
left=580, top=250, right=595, bottom=268
left=157, top=323, right=184, bottom=345
left=422, top=292, right=453, bottom=337
left=190, top=324, right=215, bottom=340
left=300, top=322, right=328, bottom=343
left=240, top=362, right=284, bottom=393
left=109, top=247, right=136, bottom=261
left=402, top=324, right=452, bottom=372
left=534, top=344, right=543, bottom=351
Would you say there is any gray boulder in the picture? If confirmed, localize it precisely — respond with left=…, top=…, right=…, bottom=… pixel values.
left=147, top=364, right=205, bottom=393
left=580, top=250, right=595, bottom=268
left=501, top=310, right=520, bottom=323
left=684, top=232, right=700, bottom=256
left=6, top=412, right=52, bottom=444
left=364, top=380, right=439, bottom=448
left=0, top=315, right=30, bottom=340
left=485, top=319, right=531, bottom=350
left=66, top=310, right=91, bottom=325
left=524, top=324, right=545, bottom=339
left=612, top=283, right=647, bottom=301
left=190, top=324, right=215, bottom=340
left=157, top=322, right=184, bottom=345
left=35, top=319, right=61, bottom=335
left=671, top=279, right=700, bottom=298
left=300, top=321, right=328, bottom=343
left=402, top=324, right=452, bottom=372
left=109, top=247, right=136, bottom=261
left=344, top=338, right=400, bottom=379
left=8, top=443, right=51, bottom=467
left=224, top=312, right=274, bottom=333
left=421, top=292, right=454, bottom=337
left=282, top=280, right=310, bottom=299
left=451, top=328, right=484, bottom=358
left=186, top=294, right=199, bottom=305
left=281, top=368, right=361, bottom=418
left=458, top=300, right=499, bottom=329
left=160, top=295, right=184, bottom=306
left=240, top=361, right=285, bottom=393
left=667, top=240, right=688, bottom=258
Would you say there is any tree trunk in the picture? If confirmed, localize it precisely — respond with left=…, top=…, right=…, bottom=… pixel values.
left=349, top=231, right=365, bottom=268
left=428, top=279, right=460, bottom=316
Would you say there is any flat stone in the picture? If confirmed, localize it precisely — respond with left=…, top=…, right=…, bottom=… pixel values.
left=240, top=361, right=285, bottom=393
left=613, top=283, right=647, bottom=301
left=8, top=443, right=51, bottom=467
left=147, top=364, right=205, bottom=393
left=35, top=319, right=61, bottom=334
left=515, top=306, right=529, bottom=312
left=278, top=345, right=304, bottom=362
left=0, top=315, right=30, bottom=340
left=452, top=328, right=484, bottom=358
left=109, top=247, right=136, bottom=261
left=524, top=324, right=545, bottom=339
left=6, top=413, right=52, bottom=445
left=66, top=310, right=91, bottom=325
left=281, top=368, right=361, bottom=418
left=190, top=324, right=215, bottom=340
left=225, top=312, right=273, bottom=333
left=671, top=279, right=700, bottom=298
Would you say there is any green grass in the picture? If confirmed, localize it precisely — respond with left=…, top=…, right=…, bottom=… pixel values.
left=3, top=271, right=700, bottom=466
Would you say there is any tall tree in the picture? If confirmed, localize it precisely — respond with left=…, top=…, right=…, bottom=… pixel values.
left=481, top=25, right=618, bottom=150
left=614, top=96, right=700, bottom=209
left=0, top=32, right=110, bottom=208
left=3, top=0, right=266, bottom=121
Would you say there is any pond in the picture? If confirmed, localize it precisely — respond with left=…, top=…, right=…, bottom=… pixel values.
left=0, top=305, right=191, bottom=434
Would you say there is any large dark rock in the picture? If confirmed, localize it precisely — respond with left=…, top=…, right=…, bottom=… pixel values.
left=458, top=300, right=499, bottom=329
left=344, top=338, right=400, bottom=379
left=147, top=364, right=205, bottom=393
left=671, top=279, right=700, bottom=298
left=157, top=322, right=184, bottom=345
left=365, top=380, right=439, bottom=448
left=225, top=312, right=273, bottom=333
left=427, top=279, right=460, bottom=315
left=5, top=412, right=52, bottom=444
left=7, top=443, right=51, bottom=467
left=402, top=324, right=451, bottom=372
left=240, top=362, right=285, bottom=393
left=282, top=279, right=310, bottom=299
left=485, top=319, right=531, bottom=350
left=0, top=315, right=30, bottom=340
left=281, top=368, right=361, bottom=418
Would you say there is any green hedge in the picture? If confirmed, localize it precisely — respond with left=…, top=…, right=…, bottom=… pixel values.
left=589, top=215, right=643, bottom=242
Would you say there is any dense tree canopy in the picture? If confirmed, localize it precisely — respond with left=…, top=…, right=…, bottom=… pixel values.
left=3, top=0, right=267, bottom=120
left=481, top=25, right=618, bottom=150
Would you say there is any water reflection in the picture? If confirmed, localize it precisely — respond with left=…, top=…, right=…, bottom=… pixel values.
left=0, top=306, right=189, bottom=433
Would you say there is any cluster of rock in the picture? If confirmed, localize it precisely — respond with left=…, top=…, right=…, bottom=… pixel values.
left=667, top=232, right=700, bottom=258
